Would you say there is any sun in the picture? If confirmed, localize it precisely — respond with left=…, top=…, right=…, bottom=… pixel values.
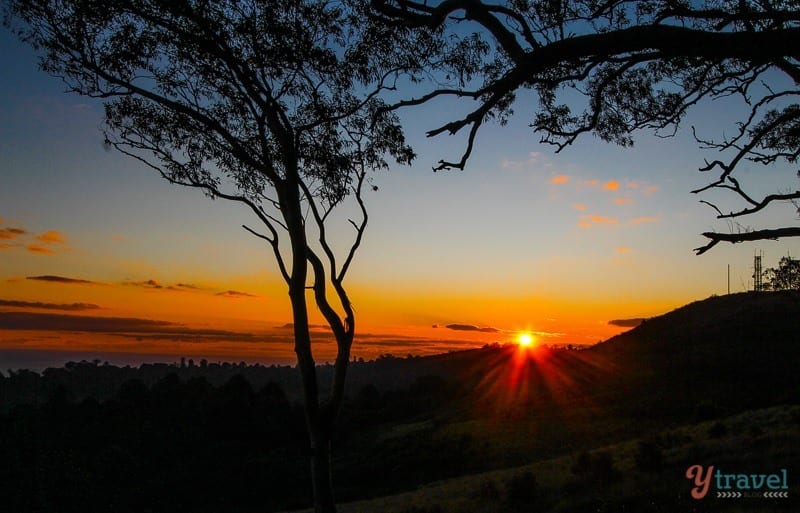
left=517, top=332, right=534, bottom=348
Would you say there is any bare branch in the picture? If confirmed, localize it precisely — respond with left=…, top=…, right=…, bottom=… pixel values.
left=695, top=227, right=800, bottom=255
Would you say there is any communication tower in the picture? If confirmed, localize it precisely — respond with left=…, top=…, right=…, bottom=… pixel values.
left=753, top=252, right=763, bottom=292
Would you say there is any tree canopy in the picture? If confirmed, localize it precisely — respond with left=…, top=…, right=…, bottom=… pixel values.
left=3, top=1, right=442, bottom=511
left=372, top=0, right=800, bottom=253
left=765, top=255, right=800, bottom=290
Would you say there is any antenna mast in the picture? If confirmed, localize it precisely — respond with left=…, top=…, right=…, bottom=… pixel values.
left=753, top=252, right=763, bottom=292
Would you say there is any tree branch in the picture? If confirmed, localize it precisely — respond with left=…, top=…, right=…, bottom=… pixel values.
left=695, top=227, right=800, bottom=255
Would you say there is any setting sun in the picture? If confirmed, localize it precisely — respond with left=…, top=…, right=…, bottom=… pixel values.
left=518, top=332, right=534, bottom=348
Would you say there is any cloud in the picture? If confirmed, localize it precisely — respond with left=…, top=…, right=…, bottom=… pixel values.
left=27, top=275, right=98, bottom=285
left=26, top=244, right=55, bottom=255
left=276, top=323, right=329, bottom=330
left=603, top=180, right=620, bottom=191
left=216, top=290, right=258, bottom=298
left=549, top=175, right=570, bottom=185
left=625, top=181, right=658, bottom=195
left=445, top=324, right=499, bottom=333
left=532, top=330, right=565, bottom=338
left=572, top=203, right=588, bottom=211
left=0, top=311, right=263, bottom=342
left=0, top=227, right=27, bottom=240
left=614, top=198, right=633, bottom=205
left=630, top=216, right=659, bottom=224
left=0, top=224, right=69, bottom=254
left=170, top=283, right=202, bottom=290
left=582, top=215, right=618, bottom=225
left=615, top=247, right=632, bottom=253
left=35, top=230, right=66, bottom=244
left=583, top=179, right=599, bottom=186
left=501, top=151, right=550, bottom=171
left=608, top=318, right=646, bottom=328
left=124, top=279, right=164, bottom=289
left=121, top=280, right=210, bottom=293
left=0, top=299, right=101, bottom=311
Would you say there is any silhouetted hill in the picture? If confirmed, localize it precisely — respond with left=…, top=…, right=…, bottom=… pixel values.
left=593, top=290, right=799, bottom=358
left=587, top=290, right=800, bottom=417
left=384, top=291, right=800, bottom=422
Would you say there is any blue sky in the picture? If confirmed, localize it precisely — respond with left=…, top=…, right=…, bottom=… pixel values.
left=1, top=24, right=798, bottom=368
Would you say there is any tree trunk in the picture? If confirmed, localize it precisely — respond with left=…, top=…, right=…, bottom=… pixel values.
left=310, top=432, right=336, bottom=513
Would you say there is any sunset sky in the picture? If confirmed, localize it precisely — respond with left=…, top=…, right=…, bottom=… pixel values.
left=2, top=27, right=799, bottom=371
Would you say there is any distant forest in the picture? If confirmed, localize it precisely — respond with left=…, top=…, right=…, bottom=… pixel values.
left=0, top=352, right=497, bottom=512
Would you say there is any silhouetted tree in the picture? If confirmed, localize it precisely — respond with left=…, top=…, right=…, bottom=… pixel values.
left=372, top=0, right=800, bottom=253
left=3, top=2, right=438, bottom=511
left=764, top=256, right=800, bottom=290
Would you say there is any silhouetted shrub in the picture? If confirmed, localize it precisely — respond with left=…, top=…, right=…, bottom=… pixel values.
left=506, top=470, right=538, bottom=509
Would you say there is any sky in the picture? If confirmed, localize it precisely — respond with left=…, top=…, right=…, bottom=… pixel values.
left=1, top=26, right=799, bottom=372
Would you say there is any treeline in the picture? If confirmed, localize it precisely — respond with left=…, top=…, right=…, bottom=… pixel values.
left=0, top=363, right=476, bottom=512
left=0, top=371, right=309, bottom=512
left=0, top=359, right=302, bottom=412
left=0, top=351, right=474, bottom=413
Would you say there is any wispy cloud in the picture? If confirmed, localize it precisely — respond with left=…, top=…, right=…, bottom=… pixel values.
left=603, top=180, right=620, bottom=191
left=216, top=290, right=259, bottom=298
left=0, top=227, right=27, bottom=240
left=630, top=216, right=659, bottom=224
left=501, top=151, right=551, bottom=172
left=0, top=222, right=70, bottom=255
left=0, top=311, right=263, bottom=342
left=35, top=230, right=66, bottom=245
left=572, top=203, right=588, bottom=211
left=122, top=279, right=212, bottom=293
left=26, top=244, right=56, bottom=255
left=614, top=198, right=633, bottom=205
left=123, top=279, right=164, bottom=289
left=578, top=214, right=619, bottom=228
left=615, top=247, right=632, bottom=253
left=169, top=283, right=202, bottom=291
left=276, top=323, right=330, bottom=330
left=26, top=275, right=99, bottom=285
left=0, top=299, right=100, bottom=311
left=445, top=324, right=499, bottom=333
left=549, top=175, right=570, bottom=185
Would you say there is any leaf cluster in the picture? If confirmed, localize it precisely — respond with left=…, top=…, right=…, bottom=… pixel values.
left=4, top=0, right=440, bottom=207
left=373, top=0, right=800, bottom=250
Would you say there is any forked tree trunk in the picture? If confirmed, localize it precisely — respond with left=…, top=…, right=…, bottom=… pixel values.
left=281, top=176, right=347, bottom=513
left=310, top=432, right=336, bottom=513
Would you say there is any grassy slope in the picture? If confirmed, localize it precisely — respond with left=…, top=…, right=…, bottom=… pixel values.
left=297, top=405, right=799, bottom=513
